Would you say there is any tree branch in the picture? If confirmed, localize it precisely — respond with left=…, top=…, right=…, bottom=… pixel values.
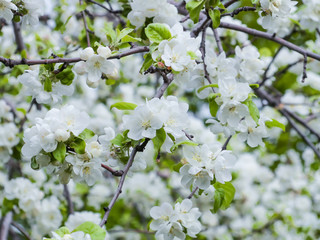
left=80, top=0, right=92, bottom=47
left=12, top=21, right=25, bottom=52
left=63, top=184, right=74, bottom=216
left=219, top=21, right=320, bottom=61
left=0, top=212, right=13, bottom=240
left=11, top=221, right=32, bottom=240
left=0, top=46, right=149, bottom=68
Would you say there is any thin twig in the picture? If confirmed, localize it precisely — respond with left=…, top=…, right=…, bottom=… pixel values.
left=86, top=0, right=121, bottom=14
left=63, top=184, right=74, bottom=216
left=302, top=53, right=308, bottom=83
left=219, top=21, right=320, bottom=61
left=101, top=163, right=123, bottom=176
left=99, top=139, right=150, bottom=227
left=221, top=6, right=256, bottom=17
left=108, top=228, right=155, bottom=235
left=224, top=0, right=239, bottom=8
left=80, top=0, right=91, bottom=47
left=11, top=221, right=32, bottom=240
left=0, top=212, right=13, bottom=240
left=19, top=98, right=36, bottom=132
left=222, top=135, right=232, bottom=150
left=0, top=46, right=149, bottom=67
left=213, top=28, right=223, bottom=54
left=12, top=21, right=25, bottom=52
left=255, top=88, right=320, bottom=160
left=187, top=187, right=199, bottom=199
left=260, top=46, right=283, bottom=86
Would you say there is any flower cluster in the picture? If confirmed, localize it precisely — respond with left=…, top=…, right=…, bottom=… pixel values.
left=0, top=100, right=19, bottom=163
left=123, top=96, right=189, bottom=141
left=18, top=68, right=74, bottom=105
left=150, top=199, right=201, bottom=239
left=151, top=24, right=201, bottom=83
left=74, top=46, right=118, bottom=88
left=180, top=144, right=236, bottom=189
left=4, top=178, right=62, bottom=238
left=127, top=0, right=180, bottom=28
left=21, top=105, right=115, bottom=185
left=259, top=0, right=297, bottom=34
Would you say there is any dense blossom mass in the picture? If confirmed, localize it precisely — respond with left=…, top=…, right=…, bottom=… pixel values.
left=0, top=0, right=320, bottom=239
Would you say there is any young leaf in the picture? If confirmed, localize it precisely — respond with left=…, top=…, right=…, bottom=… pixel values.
left=44, top=78, right=52, bottom=92
left=79, top=128, right=95, bottom=140
left=111, top=133, right=125, bottom=146
left=213, top=188, right=224, bottom=213
left=213, top=182, right=235, bottom=212
left=110, top=102, right=137, bottom=110
left=152, top=128, right=166, bottom=160
left=55, top=227, right=70, bottom=237
left=72, top=221, right=106, bottom=240
left=197, top=84, right=219, bottom=93
left=69, top=137, right=86, bottom=154
left=117, top=28, right=134, bottom=42
left=209, top=8, right=221, bottom=29
left=265, top=119, right=286, bottom=131
left=139, top=53, right=153, bottom=74
left=186, top=0, right=206, bottom=23
left=208, top=95, right=219, bottom=117
left=244, top=99, right=260, bottom=124
left=145, top=23, right=172, bottom=43
left=56, top=66, right=75, bottom=86
left=53, top=142, right=66, bottom=163
left=170, top=140, right=198, bottom=152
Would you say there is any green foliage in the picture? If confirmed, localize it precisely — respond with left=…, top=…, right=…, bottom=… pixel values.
left=72, top=221, right=106, bottom=240
left=145, top=23, right=172, bottom=43
left=212, top=182, right=235, bottom=213
left=79, top=128, right=95, bottom=140
left=53, top=142, right=66, bottom=163
left=55, top=227, right=70, bottom=237
left=139, top=53, right=153, bottom=74
left=209, top=9, right=221, bottom=29
left=186, top=0, right=206, bottom=23
left=152, top=128, right=166, bottom=160
left=197, top=84, right=219, bottom=93
left=244, top=99, right=260, bottom=124
left=69, top=136, right=86, bottom=154
left=208, top=94, right=220, bottom=117
left=2, top=198, right=19, bottom=216
left=110, top=102, right=138, bottom=110
left=170, top=140, right=198, bottom=152
left=56, top=66, right=75, bottom=86
left=265, top=119, right=286, bottom=131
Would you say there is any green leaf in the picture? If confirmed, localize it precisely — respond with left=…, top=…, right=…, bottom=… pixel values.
left=110, top=102, right=137, bottom=110
left=31, top=156, right=40, bottom=170
left=2, top=198, right=19, bottom=216
left=44, top=78, right=52, bottom=92
left=209, top=8, right=221, bottom=29
left=186, top=0, right=206, bottom=23
left=208, top=95, right=219, bottom=117
left=70, top=137, right=86, bottom=154
left=72, top=221, right=106, bottom=240
left=104, top=22, right=117, bottom=45
left=111, top=133, right=125, bottom=146
left=145, top=23, right=172, bottom=43
left=265, top=119, right=286, bottom=131
left=21, top=49, right=27, bottom=59
left=212, top=182, right=235, bottom=213
left=56, top=66, right=75, bottom=86
left=139, top=53, right=153, bottom=74
left=16, top=107, right=26, bottom=115
left=53, top=142, right=66, bottom=163
left=152, top=128, right=166, bottom=160
left=213, top=188, right=224, bottom=213
left=117, top=28, right=134, bottom=42
left=170, top=140, right=198, bottom=152
left=197, top=84, right=219, bottom=93
left=55, top=227, right=70, bottom=237
left=244, top=99, right=260, bottom=124
left=121, top=35, right=141, bottom=43
left=59, top=15, right=72, bottom=34
left=76, top=2, right=87, bottom=12
left=79, top=128, right=95, bottom=140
